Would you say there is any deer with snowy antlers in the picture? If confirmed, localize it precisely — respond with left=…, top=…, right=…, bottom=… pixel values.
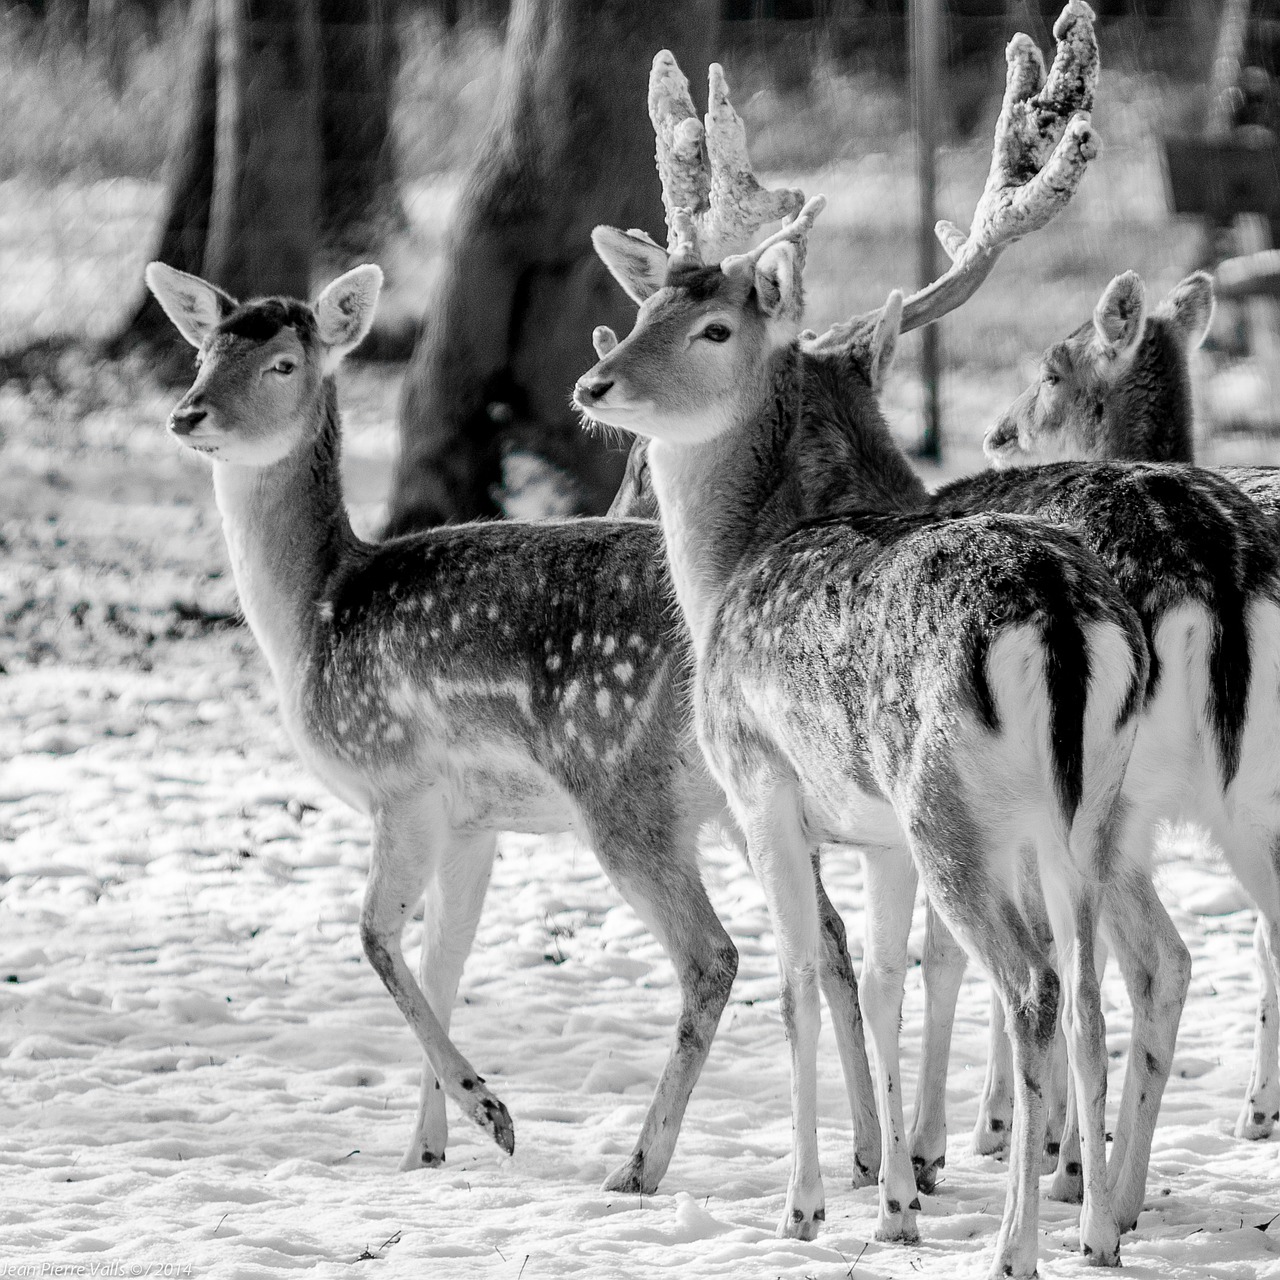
left=575, top=7, right=1160, bottom=1273
left=141, top=55, right=896, bottom=1194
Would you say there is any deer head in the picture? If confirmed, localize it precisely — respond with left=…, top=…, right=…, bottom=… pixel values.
left=145, top=262, right=382, bottom=467
left=575, top=198, right=826, bottom=443
left=983, top=270, right=1214, bottom=467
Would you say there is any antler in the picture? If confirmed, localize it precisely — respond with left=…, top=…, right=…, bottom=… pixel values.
left=649, top=51, right=806, bottom=262
left=806, top=0, right=1100, bottom=356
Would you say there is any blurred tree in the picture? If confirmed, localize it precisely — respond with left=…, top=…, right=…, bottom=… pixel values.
left=386, top=0, right=716, bottom=533
left=110, top=0, right=400, bottom=364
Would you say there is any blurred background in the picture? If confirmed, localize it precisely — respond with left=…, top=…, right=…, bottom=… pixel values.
left=2, top=0, right=1280, bottom=667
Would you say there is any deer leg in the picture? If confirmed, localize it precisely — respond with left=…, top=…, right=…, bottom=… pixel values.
left=813, top=853, right=881, bottom=1187
left=1101, top=870, right=1190, bottom=1234
left=1042, top=1014, right=1070, bottom=1175
left=909, top=899, right=966, bottom=1193
left=1051, top=886, right=1119, bottom=1266
left=596, top=848, right=739, bottom=1196
left=921, top=868, right=1057, bottom=1279
left=973, top=987, right=1015, bottom=1158
left=1048, top=1066, right=1083, bottom=1203
left=361, top=794, right=514, bottom=1156
left=859, top=848, right=921, bottom=1244
left=401, top=830, right=498, bottom=1172
left=1239, top=912, right=1280, bottom=1140
left=735, top=779, right=825, bottom=1240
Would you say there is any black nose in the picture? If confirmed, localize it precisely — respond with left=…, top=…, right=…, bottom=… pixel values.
left=170, top=407, right=207, bottom=436
left=578, top=377, right=614, bottom=403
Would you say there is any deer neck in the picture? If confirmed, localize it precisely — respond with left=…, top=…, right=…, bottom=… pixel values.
left=211, top=379, right=356, bottom=698
left=646, top=345, right=928, bottom=661
left=1102, top=321, right=1196, bottom=463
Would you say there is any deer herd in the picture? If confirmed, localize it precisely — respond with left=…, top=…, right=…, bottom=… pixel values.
left=137, top=2, right=1280, bottom=1274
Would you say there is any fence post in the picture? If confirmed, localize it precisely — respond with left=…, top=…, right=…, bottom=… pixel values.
left=911, top=0, right=942, bottom=460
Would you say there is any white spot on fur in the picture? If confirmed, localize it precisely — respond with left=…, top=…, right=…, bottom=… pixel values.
left=563, top=680, right=582, bottom=710
left=572, top=633, right=584, bottom=653
left=603, top=635, right=617, bottom=656
left=596, top=690, right=611, bottom=718
left=546, top=654, right=562, bottom=672
left=318, top=601, right=334, bottom=622
left=564, top=720, right=578, bottom=740
left=450, top=614, right=461, bottom=632
left=385, top=723, right=406, bottom=744
left=487, top=603, right=500, bottom=621
left=613, top=661, right=634, bottom=684
left=619, top=575, right=631, bottom=592
left=629, top=634, right=645, bottom=651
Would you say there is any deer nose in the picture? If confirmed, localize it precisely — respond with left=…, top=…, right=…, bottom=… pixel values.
left=170, top=406, right=207, bottom=436
left=576, top=376, right=614, bottom=405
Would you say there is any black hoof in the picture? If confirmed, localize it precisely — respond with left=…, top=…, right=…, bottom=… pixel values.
left=482, top=1098, right=515, bottom=1155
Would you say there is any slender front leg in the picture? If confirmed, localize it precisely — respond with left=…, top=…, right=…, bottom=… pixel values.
left=402, top=830, right=498, bottom=1171
left=910, top=900, right=966, bottom=1193
left=1102, top=872, right=1190, bottom=1233
left=737, top=780, right=826, bottom=1240
left=859, top=848, right=921, bottom=1244
left=597, top=845, right=739, bottom=1195
left=361, top=796, right=514, bottom=1155
left=813, top=855, right=881, bottom=1187
left=973, top=989, right=1015, bottom=1158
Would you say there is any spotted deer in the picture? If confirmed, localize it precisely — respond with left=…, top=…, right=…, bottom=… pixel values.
left=618, top=66, right=1280, bottom=1242
left=141, top=57, right=895, bottom=1196
left=969, top=268, right=1280, bottom=1158
left=574, top=10, right=1162, bottom=1273
left=983, top=268, right=1214, bottom=467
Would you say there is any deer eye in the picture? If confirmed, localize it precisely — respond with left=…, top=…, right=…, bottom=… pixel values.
left=700, top=323, right=732, bottom=343
left=270, top=358, right=296, bottom=376
left=1041, top=367, right=1061, bottom=388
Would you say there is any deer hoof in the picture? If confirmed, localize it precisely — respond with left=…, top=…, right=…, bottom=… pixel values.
left=912, top=1151, right=944, bottom=1194
left=399, top=1147, right=445, bottom=1172
left=601, top=1156, right=658, bottom=1196
left=777, top=1200, right=824, bottom=1241
left=1048, top=1160, right=1083, bottom=1204
left=1235, top=1101, right=1279, bottom=1141
left=473, top=1094, right=515, bottom=1155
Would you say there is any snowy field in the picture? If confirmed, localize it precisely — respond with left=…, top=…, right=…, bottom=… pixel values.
left=4, top=371, right=1280, bottom=1280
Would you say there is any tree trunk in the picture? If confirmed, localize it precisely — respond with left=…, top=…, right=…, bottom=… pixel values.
left=317, top=0, right=404, bottom=262
left=107, top=0, right=220, bottom=354
left=385, top=0, right=717, bottom=534
left=204, top=0, right=320, bottom=301
left=111, top=0, right=398, bottom=365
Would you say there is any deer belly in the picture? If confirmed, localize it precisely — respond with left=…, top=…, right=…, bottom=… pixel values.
left=444, top=749, right=582, bottom=834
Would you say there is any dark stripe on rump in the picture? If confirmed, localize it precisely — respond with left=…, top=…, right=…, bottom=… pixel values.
left=1042, top=601, right=1089, bottom=828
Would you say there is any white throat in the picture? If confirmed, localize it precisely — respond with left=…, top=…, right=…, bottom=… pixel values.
left=646, top=433, right=753, bottom=663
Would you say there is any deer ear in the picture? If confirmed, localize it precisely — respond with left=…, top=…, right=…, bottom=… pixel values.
left=751, top=241, right=804, bottom=322
left=1092, top=270, right=1146, bottom=360
left=145, top=262, right=236, bottom=348
left=315, top=264, right=383, bottom=367
left=592, top=227, right=669, bottom=304
left=1163, top=271, right=1214, bottom=349
left=866, top=291, right=904, bottom=392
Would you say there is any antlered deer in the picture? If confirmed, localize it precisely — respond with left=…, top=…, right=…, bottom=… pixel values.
left=574, top=11, right=1165, bottom=1273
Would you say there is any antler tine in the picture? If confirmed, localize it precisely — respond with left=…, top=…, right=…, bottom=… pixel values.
left=807, top=0, right=1100, bottom=353
left=701, top=63, right=806, bottom=261
left=648, top=51, right=806, bottom=262
left=649, top=51, right=710, bottom=255
left=721, top=195, right=828, bottom=278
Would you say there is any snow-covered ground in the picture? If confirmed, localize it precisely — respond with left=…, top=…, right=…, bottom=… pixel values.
left=3, top=371, right=1280, bottom=1279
